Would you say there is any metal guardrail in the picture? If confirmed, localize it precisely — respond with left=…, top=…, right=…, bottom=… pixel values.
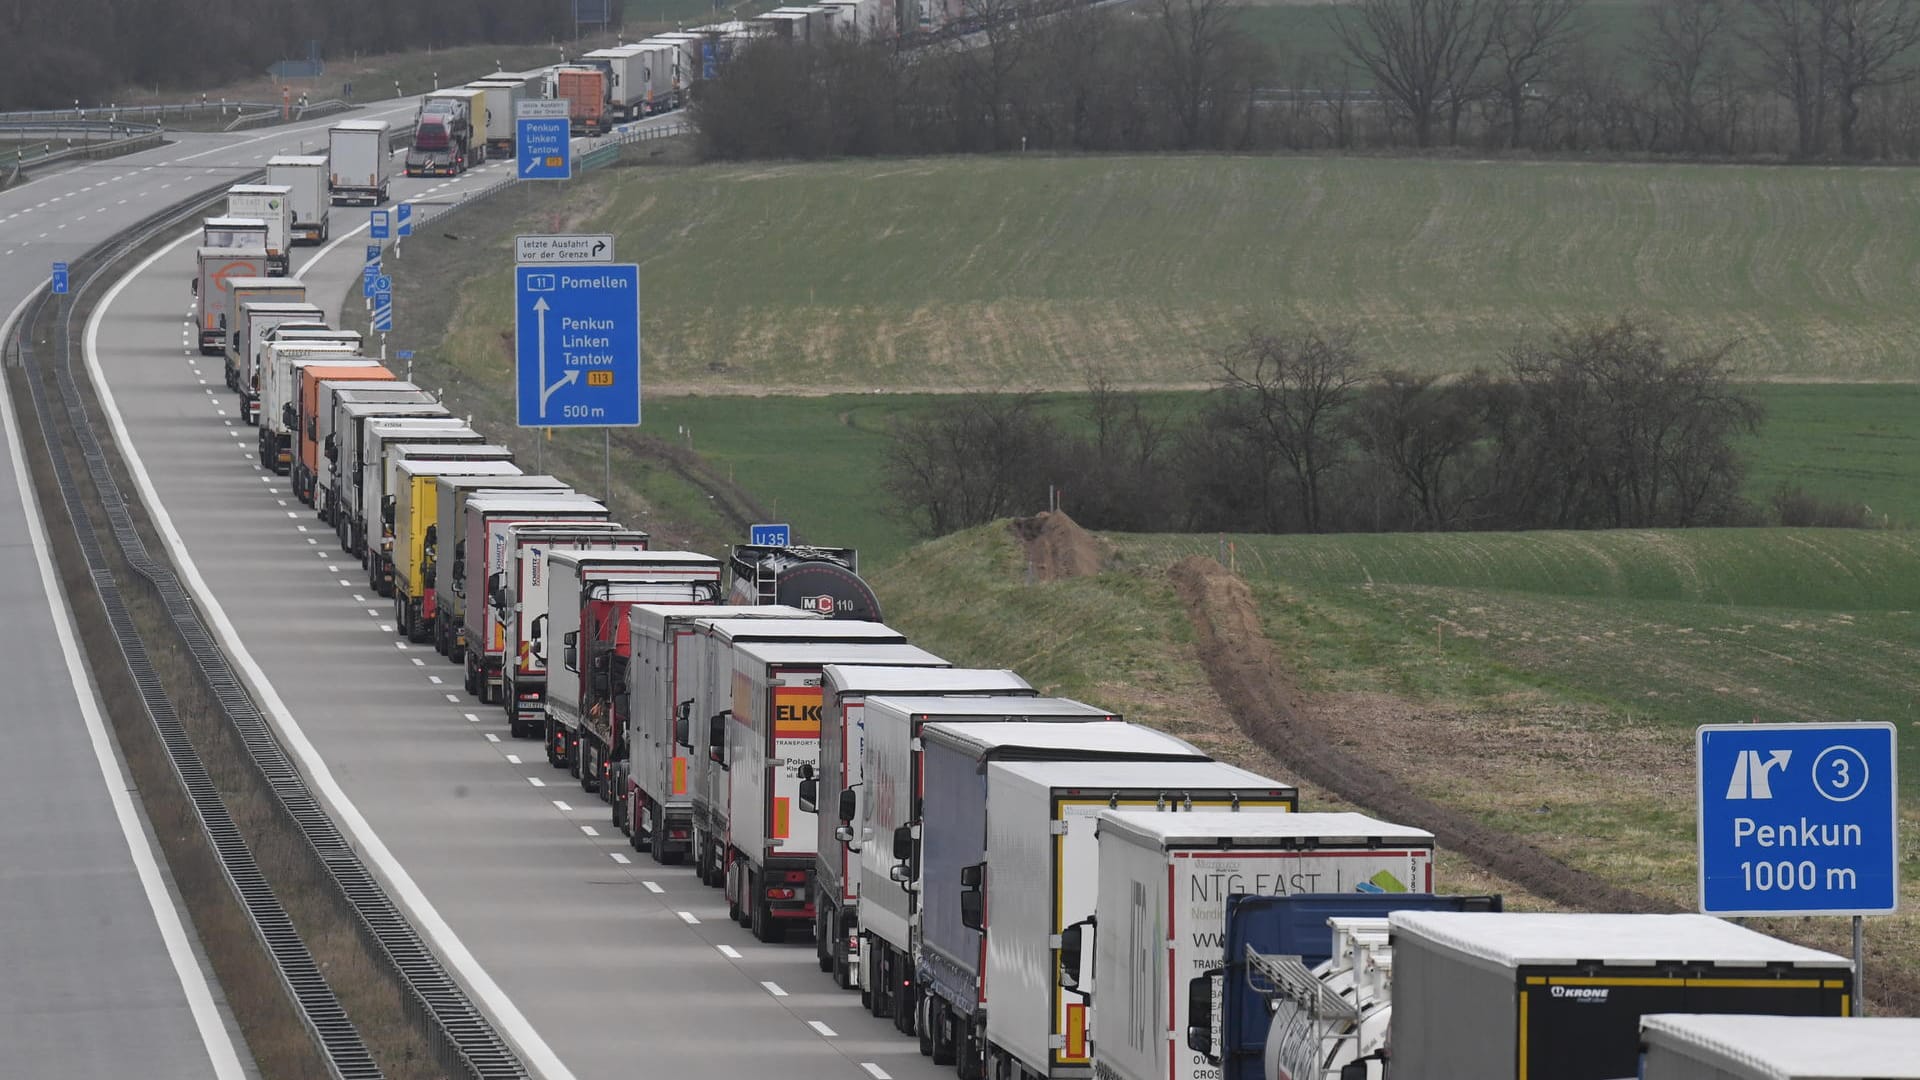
left=579, top=120, right=691, bottom=171
left=3, top=185, right=528, bottom=1080
left=0, top=101, right=283, bottom=125
left=3, top=130, right=165, bottom=186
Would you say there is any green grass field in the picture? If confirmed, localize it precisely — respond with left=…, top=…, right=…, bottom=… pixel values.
left=439, top=155, right=1920, bottom=392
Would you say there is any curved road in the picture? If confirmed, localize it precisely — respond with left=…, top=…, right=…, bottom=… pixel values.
left=0, top=101, right=417, bottom=1079
left=86, top=112, right=950, bottom=1080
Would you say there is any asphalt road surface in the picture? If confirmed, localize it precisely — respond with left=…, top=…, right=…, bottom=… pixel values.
left=86, top=110, right=950, bottom=1080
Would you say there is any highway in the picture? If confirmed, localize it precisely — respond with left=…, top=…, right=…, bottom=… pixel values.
left=84, top=110, right=952, bottom=1080
left=0, top=101, right=416, bottom=1079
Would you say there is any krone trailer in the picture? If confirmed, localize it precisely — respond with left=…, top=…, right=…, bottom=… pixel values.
left=1387, top=911, right=1854, bottom=1080
left=685, top=619, right=910, bottom=892
left=432, top=477, right=575, bottom=659
left=1088, top=811, right=1435, bottom=1080
left=857, top=697, right=1119, bottom=1032
left=225, top=184, right=294, bottom=275
left=459, top=494, right=610, bottom=709
left=545, top=550, right=722, bottom=789
left=911, top=725, right=1212, bottom=1076
left=266, top=155, right=330, bottom=243
left=717, top=639, right=947, bottom=942
left=809, top=665, right=1034, bottom=990
left=494, top=525, right=648, bottom=738
left=318, top=401, right=447, bottom=527
left=328, top=120, right=391, bottom=205
left=1638, top=1014, right=1920, bottom=1080
left=343, top=419, right=486, bottom=557
left=390, top=459, right=522, bottom=641
left=293, top=363, right=393, bottom=504
left=194, top=246, right=268, bottom=354
left=219, top=277, right=306, bottom=391
left=231, top=297, right=322, bottom=418
left=963, top=762, right=1298, bottom=1080
left=625, top=606, right=817, bottom=864
left=256, top=341, right=360, bottom=471
left=308, top=381, right=429, bottom=505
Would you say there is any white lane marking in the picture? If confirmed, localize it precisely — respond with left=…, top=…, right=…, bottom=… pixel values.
left=528, top=777, right=547, bottom=787
left=642, top=881, right=665, bottom=894
left=677, top=911, right=699, bottom=925
left=505, top=755, right=521, bottom=765
left=716, top=944, right=742, bottom=959
left=807, top=1021, right=837, bottom=1038
left=286, top=512, right=297, bottom=518
left=444, top=693, right=461, bottom=703
left=609, top=853, right=630, bottom=865
left=485, top=733, right=500, bottom=743
left=579, top=825, right=599, bottom=837
left=0, top=288, right=247, bottom=1078
left=379, top=625, right=394, bottom=633
left=337, top=579, right=350, bottom=586
left=394, top=641, right=407, bottom=650
left=428, top=676, right=443, bottom=685
left=761, top=981, right=788, bottom=998
left=552, top=801, right=572, bottom=812
left=295, top=525, right=307, bottom=532
left=410, top=658, right=425, bottom=667
left=352, top=595, right=366, bottom=603
left=87, top=221, right=580, bottom=1080
left=465, top=713, right=481, bottom=723
left=862, top=1065, right=893, bottom=1080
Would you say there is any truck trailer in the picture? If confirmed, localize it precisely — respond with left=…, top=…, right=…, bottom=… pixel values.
left=266, top=155, right=330, bottom=243
left=318, top=403, right=449, bottom=529
left=218, top=278, right=306, bottom=392
left=292, top=363, right=393, bottom=504
left=407, top=89, right=483, bottom=176
left=390, top=459, right=523, bottom=643
left=256, top=342, right=361, bottom=471
left=556, top=67, right=612, bottom=136
left=225, top=184, right=294, bottom=275
left=464, top=79, right=525, bottom=155
left=201, top=216, right=269, bottom=251
left=810, top=665, right=1035, bottom=990
left=308, top=382, right=430, bottom=509
left=728, top=543, right=883, bottom=619
left=624, top=606, right=819, bottom=864
left=366, top=443, right=514, bottom=588
left=193, top=246, right=268, bottom=354
left=1386, top=911, right=1854, bottom=1080
left=458, top=493, right=611, bottom=708
left=1637, top=1014, right=1920, bottom=1080
left=544, top=550, right=723, bottom=787
left=328, top=120, right=392, bottom=205
left=432, top=477, right=576, bottom=660
left=716, top=639, right=947, bottom=942
left=1089, top=812, right=1438, bottom=1080
left=342, top=420, right=490, bottom=559
left=493, top=525, right=649, bottom=737
left=229, top=296, right=321, bottom=418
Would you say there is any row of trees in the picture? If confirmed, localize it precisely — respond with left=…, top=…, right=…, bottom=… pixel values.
left=696, top=0, right=1920, bottom=160
left=1, top=0, right=580, bottom=109
left=883, top=319, right=1795, bottom=538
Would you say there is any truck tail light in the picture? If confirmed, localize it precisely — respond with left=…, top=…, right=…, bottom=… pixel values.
left=766, top=887, right=795, bottom=900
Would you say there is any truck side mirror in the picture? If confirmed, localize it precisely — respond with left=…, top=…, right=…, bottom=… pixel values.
left=837, top=786, right=856, bottom=824
left=959, top=861, right=985, bottom=932
left=707, top=712, right=728, bottom=767
left=486, top=571, right=504, bottom=609
left=282, top=403, right=295, bottom=429
left=1059, top=918, right=1091, bottom=993
left=381, top=495, right=395, bottom=528
left=674, top=700, right=692, bottom=747
left=1186, top=971, right=1221, bottom=1062
left=191, top=278, right=199, bottom=296
left=562, top=630, right=578, bottom=673
left=530, top=613, right=546, bottom=659
left=423, top=523, right=437, bottom=551
left=797, top=775, right=818, bottom=815
left=892, top=823, right=913, bottom=861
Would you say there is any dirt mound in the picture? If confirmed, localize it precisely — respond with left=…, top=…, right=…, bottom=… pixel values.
left=1009, top=512, right=1109, bottom=582
left=1166, top=554, right=1663, bottom=916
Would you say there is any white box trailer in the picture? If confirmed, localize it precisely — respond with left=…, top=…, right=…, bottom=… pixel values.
left=636, top=38, right=687, bottom=107
left=226, top=184, right=294, bottom=275
left=1638, top=1014, right=1920, bottom=1080
left=232, top=297, right=322, bottom=420
left=313, top=382, right=431, bottom=495
left=459, top=493, right=610, bottom=707
left=856, top=697, right=1120, bottom=1022
left=266, top=155, right=330, bottom=243
left=220, top=277, right=306, bottom=392
left=653, top=33, right=708, bottom=97
left=718, top=640, right=947, bottom=943
left=433, top=477, right=575, bottom=660
left=810, top=665, right=1034, bottom=988
left=320, top=402, right=448, bottom=529
left=1388, top=912, right=1853, bottom=1080
left=464, top=79, right=525, bottom=155
left=256, top=342, right=361, bottom=471
left=544, top=550, right=722, bottom=790
left=686, top=618, right=912, bottom=893
left=497, top=526, right=649, bottom=739
left=913, top=725, right=1212, bottom=1075
left=589, top=44, right=652, bottom=121
left=368, top=442, right=515, bottom=589
left=201, top=216, right=269, bottom=250
left=1091, top=812, right=1437, bottom=1080
left=625, top=606, right=817, bottom=864
left=329, top=120, right=391, bottom=205
left=336, top=413, right=470, bottom=547
left=975, top=763, right=1298, bottom=1080
left=194, top=246, right=268, bottom=354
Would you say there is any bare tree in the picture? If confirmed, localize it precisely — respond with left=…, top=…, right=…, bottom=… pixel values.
left=882, top=394, right=1055, bottom=536
left=1745, top=0, right=1840, bottom=157
left=1487, top=0, right=1587, bottom=147
left=1823, top=0, right=1920, bottom=155
left=1349, top=371, right=1489, bottom=528
left=1153, top=0, right=1246, bottom=148
left=1217, top=328, right=1365, bottom=532
left=1336, top=0, right=1500, bottom=147
left=1642, top=0, right=1736, bottom=152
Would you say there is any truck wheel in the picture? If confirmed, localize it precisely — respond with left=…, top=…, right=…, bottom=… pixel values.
left=578, top=743, right=597, bottom=792
left=894, top=978, right=916, bottom=1036
left=833, top=933, right=853, bottom=990
left=815, top=908, right=833, bottom=972
left=917, top=993, right=936, bottom=1058
left=750, top=877, right=780, bottom=942
left=726, top=862, right=744, bottom=924
left=956, top=1017, right=985, bottom=1080
left=567, top=737, right=581, bottom=779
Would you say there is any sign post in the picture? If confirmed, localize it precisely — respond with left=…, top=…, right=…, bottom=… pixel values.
left=513, top=264, right=641, bottom=429
left=1697, top=721, right=1897, bottom=1012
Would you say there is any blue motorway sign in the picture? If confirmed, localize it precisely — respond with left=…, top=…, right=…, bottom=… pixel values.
left=365, top=244, right=381, bottom=266
left=517, top=117, right=572, bottom=180
left=1698, top=722, right=1897, bottom=916
left=50, top=261, right=68, bottom=295
left=514, top=264, right=640, bottom=427
left=362, top=264, right=378, bottom=298
left=373, top=275, right=393, bottom=294
left=396, top=202, right=412, bottom=237
left=370, top=208, right=390, bottom=239
left=372, top=291, right=393, bottom=333
left=749, top=523, right=791, bottom=547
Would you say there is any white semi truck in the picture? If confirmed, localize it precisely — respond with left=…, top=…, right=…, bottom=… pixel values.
left=328, top=120, right=391, bottom=205
left=266, top=155, right=330, bottom=243
left=225, top=184, right=294, bottom=275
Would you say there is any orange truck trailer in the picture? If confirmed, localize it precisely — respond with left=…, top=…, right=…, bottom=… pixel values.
left=293, top=363, right=392, bottom=505
left=556, top=67, right=611, bottom=136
